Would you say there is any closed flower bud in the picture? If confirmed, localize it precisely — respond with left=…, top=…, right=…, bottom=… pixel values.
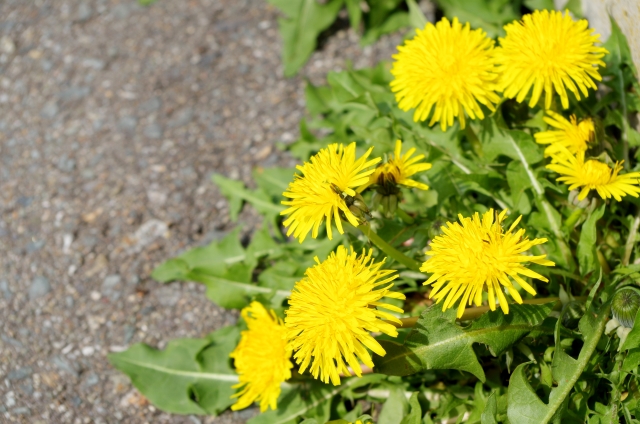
left=612, top=289, right=640, bottom=328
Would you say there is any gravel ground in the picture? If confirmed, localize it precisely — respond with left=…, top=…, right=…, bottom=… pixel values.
left=0, top=0, right=413, bottom=422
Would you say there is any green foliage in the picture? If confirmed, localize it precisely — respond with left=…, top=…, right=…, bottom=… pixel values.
left=434, top=0, right=520, bottom=37
left=374, top=303, right=555, bottom=380
left=268, top=0, right=344, bottom=77
left=115, top=3, right=640, bottom=423
left=108, top=326, right=240, bottom=415
left=268, top=0, right=413, bottom=76
left=507, top=303, right=611, bottom=424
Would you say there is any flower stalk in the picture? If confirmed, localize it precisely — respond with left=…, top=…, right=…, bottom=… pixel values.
left=357, top=223, right=422, bottom=272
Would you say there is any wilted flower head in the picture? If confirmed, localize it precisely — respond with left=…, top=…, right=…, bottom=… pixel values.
left=281, top=143, right=380, bottom=242
left=230, top=302, right=293, bottom=412
left=285, top=246, right=405, bottom=385
left=421, top=209, right=554, bottom=317
left=496, top=10, right=608, bottom=109
left=390, top=17, right=500, bottom=130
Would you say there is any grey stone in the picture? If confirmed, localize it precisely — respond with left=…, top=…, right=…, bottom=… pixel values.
left=81, top=58, right=105, bottom=70
left=16, top=196, right=32, bottom=208
left=57, top=156, right=76, bottom=172
left=11, top=407, right=30, bottom=415
left=131, top=220, right=168, bottom=251
left=111, top=3, right=136, bottom=19
left=29, top=276, right=51, bottom=300
left=143, top=123, right=163, bottom=139
left=76, top=3, right=93, bottom=22
left=155, top=285, right=181, bottom=307
left=0, top=280, right=12, bottom=300
left=101, top=275, right=121, bottom=301
left=19, top=380, right=33, bottom=395
left=65, top=296, right=74, bottom=308
left=26, top=240, right=45, bottom=254
left=1, top=334, right=23, bottom=349
left=57, top=86, right=90, bottom=103
left=139, top=97, right=161, bottom=113
left=167, top=107, right=193, bottom=128
left=51, top=356, right=79, bottom=378
left=81, top=235, right=98, bottom=249
left=83, top=372, right=100, bottom=388
left=123, top=325, right=135, bottom=344
left=41, top=59, right=53, bottom=72
left=40, top=101, right=58, bottom=119
left=7, top=367, right=32, bottom=381
left=117, top=116, right=137, bottom=134
left=0, top=36, right=15, bottom=55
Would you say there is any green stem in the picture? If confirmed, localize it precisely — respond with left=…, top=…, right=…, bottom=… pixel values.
left=393, top=297, right=563, bottom=328
left=396, top=208, right=415, bottom=225
left=357, top=223, right=422, bottom=272
left=623, top=208, right=640, bottom=266
left=465, top=124, right=483, bottom=158
left=563, top=207, right=585, bottom=231
left=538, top=303, right=611, bottom=424
left=618, top=68, right=630, bottom=168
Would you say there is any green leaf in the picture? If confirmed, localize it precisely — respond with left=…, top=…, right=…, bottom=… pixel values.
left=345, top=0, right=362, bottom=29
left=435, top=0, right=520, bottom=38
left=361, top=12, right=410, bottom=46
left=622, top=347, right=640, bottom=372
left=406, top=0, right=428, bottom=29
left=268, top=0, right=344, bottom=76
left=523, top=0, right=554, bottom=10
left=152, top=228, right=245, bottom=283
left=366, top=0, right=404, bottom=29
left=152, top=227, right=280, bottom=283
left=187, top=269, right=292, bottom=310
left=248, top=376, right=379, bottom=424
left=373, top=303, right=554, bottom=380
left=577, top=204, right=605, bottom=275
left=621, top=309, right=640, bottom=351
left=152, top=227, right=291, bottom=309
left=400, top=392, right=422, bottom=424
left=603, top=16, right=635, bottom=71
left=507, top=160, right=533, bottom=213
left=481, top=391, right=498, bottom=424
left=254, top=167, right=297, bottom=199
left=507, top=303, right=611, bottom=424
left=109, top=326, right=240, bottom=415
left=378, top=385, right=409, bottom=424
left=213, top=173, right=285, bottom=228
left=481, top=125, right=544, bottom=166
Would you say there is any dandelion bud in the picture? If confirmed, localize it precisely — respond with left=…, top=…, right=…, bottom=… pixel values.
left=612, top=289, right=640, bottom=328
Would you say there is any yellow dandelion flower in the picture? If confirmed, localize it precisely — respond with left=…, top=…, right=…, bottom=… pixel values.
left=281, top=143, right=381, bottom=242
left=547, top=149, right=640, bottom=201
left=421, top=209, right=554, bottom=318
left=285, top=246, right=405, bottom=386
left=495, top=10, right=608, bottom=109
left=360, top=139, right=432, bottom=192
left=534, top=111, right=594, bottom=158
left=230, top=301, right=293, bottom=412
left=390, top=17, right=500, bottom=131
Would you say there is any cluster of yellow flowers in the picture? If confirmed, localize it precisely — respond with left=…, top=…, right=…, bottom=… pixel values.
left=227, top=10, right=640, bottom=415
left=391, top=10, right=608, bottom=131
left=535, top=112, right=640, bottom=201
